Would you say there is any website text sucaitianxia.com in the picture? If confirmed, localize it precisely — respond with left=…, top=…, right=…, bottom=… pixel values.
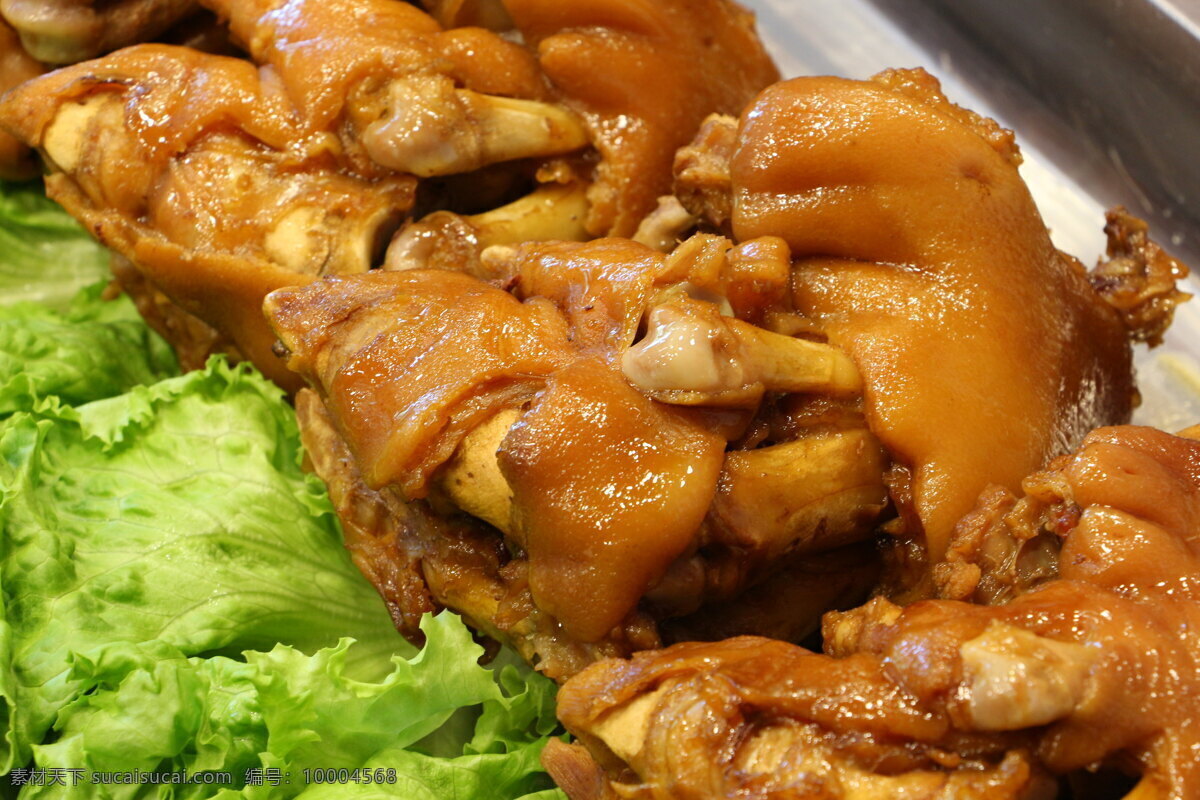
left=9, top=767, right=401, bottom=788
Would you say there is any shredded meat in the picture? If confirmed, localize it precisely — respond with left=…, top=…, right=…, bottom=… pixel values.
left=933, top=462, right=1083, bottom=606
left=1090, top=207, right=1192, bottom=345
left=551, top=424, right=1200, bottom=800
left=673, top=113, right=739, bottom=235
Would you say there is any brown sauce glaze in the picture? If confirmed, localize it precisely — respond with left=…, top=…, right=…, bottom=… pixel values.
left=502, top=360, right=725, bottom=643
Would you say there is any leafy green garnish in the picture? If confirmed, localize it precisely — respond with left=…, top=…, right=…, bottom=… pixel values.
left=0, top=180, right=110, bottom=310
left=0, top=283, right=178, bottom=416
left=0, top=360, right=405, bottom=772
left=21, top=616, right=560, bottom=800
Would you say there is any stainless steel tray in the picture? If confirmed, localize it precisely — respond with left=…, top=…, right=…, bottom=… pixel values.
left=740, top=0, right=1200, bottom=429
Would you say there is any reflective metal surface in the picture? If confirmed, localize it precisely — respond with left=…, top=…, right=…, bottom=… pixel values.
left=739, top=0, right=1200, bottom=428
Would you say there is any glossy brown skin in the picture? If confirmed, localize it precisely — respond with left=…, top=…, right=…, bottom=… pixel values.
left=730, top=72, right=1137, bottom=564
left=0, top=0, right=539, bottom=385
left=0, top=17, right=41, bottom=180
left=269, top=270, right=574, bottom=495
left=552, top=641, right=1046, bottom=800
left=294, top=385, right=662, bottom=680
left=209, top=0, right=776, bottom=230
left=553, top=425, right=1200, bottom=800
left=503, top=0, right=779, bottom=236
left=502, top=360, right=726, bottom=642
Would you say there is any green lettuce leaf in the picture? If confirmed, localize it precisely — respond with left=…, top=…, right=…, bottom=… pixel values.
left=0, top=182, right=567, bottom=800
left=0, top=180, right=110, bottom=309
left=0, top=359, right=406, bottom=772
left=18, top=615, right=562, bottom=800
left=0, top=284, right=178, bottom=415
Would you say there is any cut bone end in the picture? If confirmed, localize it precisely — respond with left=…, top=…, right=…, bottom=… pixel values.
left=588, top=684, right=669, bottom=768
left=713, top=431, right=889, bottom=556
left=364, top=77, right=589, bottom=178
left=42, top=93, right=119, bottom=174
left=960, top=622, right=1095, bottom=731
left=263, top=206, right=326, bottom=273
left=440, top=411, right=886, bottom=579
left=469, top=91, right=590, bottom=165
left=633, top=195, right=698, bottom=253
left=385, top=211, right=480, bottom=274
left=467, top=181, right=591, bottom=247
left=622, top=301, right=863, bottom=404
left=385, top=183, right=588, bottom=276
left=438, top=408, right=520, bottom=535
left=730, top=319, right=862, bottom=395
left=622, top=303, right=743, bottom=397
